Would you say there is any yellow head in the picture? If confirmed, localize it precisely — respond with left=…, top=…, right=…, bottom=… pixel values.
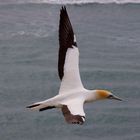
left=96, top=90, right=122, bottom=101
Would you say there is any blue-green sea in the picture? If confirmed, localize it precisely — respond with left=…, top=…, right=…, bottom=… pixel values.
left=0, top=0, right=140, bottom=140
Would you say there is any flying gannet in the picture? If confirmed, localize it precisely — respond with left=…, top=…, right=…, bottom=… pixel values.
left=27, top=6, right=122, bottom=125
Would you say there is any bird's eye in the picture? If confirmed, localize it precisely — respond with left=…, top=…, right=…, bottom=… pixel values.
left=108, top=95, right=113, bottom=98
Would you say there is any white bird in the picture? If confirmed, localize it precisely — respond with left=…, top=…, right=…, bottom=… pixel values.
left=27, top=6, right=122, bottom=125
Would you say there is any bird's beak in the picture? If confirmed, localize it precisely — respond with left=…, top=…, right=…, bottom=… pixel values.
left=111, top=95, right=123, bottom=101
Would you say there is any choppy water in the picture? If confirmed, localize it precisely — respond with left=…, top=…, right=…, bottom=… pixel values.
left=0, top=1, right=140, bottom=140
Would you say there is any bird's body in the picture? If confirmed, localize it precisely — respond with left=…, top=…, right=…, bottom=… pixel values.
left=27, top=6, right=122, bottom=125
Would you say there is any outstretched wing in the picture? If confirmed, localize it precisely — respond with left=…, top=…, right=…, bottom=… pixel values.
left=58, top=6, right=84, bottom=94
left=61, top=99, right=85, bottom=125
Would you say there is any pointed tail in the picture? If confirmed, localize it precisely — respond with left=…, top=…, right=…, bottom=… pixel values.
left=26, top=102, right=56, bottom=112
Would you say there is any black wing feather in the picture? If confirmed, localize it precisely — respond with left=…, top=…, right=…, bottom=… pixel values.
left=62, top=105, right=85, bottom=125
left=58, top=6, right=77, bottom=80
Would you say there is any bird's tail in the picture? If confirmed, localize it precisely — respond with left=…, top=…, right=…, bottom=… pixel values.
left=26, top=100, right=56, bottom=112
left=26, top=94, right=65, bottom=111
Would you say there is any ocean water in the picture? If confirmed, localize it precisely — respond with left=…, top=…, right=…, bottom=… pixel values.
left=0, top=0, right=140, bottom=140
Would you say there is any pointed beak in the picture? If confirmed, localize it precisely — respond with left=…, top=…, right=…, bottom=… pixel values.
left=111, top=95, right=123, bottom=101
left=108, top=94, right=123, bottom=101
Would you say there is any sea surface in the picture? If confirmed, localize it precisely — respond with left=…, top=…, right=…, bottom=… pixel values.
left=0, top=0, right=140, bottom=140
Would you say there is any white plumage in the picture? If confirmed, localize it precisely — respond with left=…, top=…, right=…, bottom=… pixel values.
left=59, top=46, right=84, bottom=94
left=27, top=6, right=122, bottom=125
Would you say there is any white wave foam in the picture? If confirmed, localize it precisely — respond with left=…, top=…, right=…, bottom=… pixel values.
left=1, top=0, right=140, bottom=5
left=20, top=0, right=140, bottom=4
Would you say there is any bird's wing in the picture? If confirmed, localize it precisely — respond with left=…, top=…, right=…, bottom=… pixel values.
left=61, top=99, right=85, bottom=125
left=58, top=6, right=84, bottom=94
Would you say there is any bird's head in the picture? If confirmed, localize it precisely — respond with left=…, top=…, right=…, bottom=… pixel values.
left=96, top=90, right=122, bottom=101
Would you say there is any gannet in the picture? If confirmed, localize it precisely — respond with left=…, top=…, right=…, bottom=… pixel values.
left=27, top=6, right=122, bottom=125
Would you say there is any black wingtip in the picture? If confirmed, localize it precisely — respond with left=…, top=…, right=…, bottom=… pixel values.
left=60, top=6, right=67, bottom=14
left=61, top=6, right=66, bottom=10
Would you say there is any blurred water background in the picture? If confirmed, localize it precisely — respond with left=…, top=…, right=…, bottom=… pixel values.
left=0, top=0, right=140, bottom=140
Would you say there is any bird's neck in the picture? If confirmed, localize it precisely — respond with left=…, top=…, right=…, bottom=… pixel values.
left=85, top=90, right=99, bottom=103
